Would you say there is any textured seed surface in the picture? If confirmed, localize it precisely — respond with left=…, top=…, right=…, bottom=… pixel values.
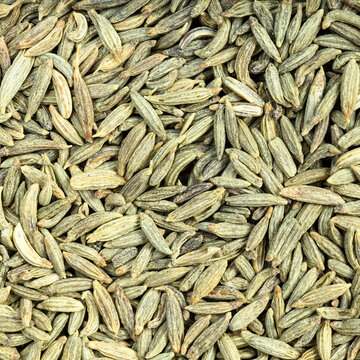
left=1, top=1, right=360, bottom=360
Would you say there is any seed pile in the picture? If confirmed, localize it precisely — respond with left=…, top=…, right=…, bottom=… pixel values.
left=2, top=0, right=360, bottom=359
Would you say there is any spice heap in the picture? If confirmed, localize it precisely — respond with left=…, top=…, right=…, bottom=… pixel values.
left=1, top=0, right=360, bottom=359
